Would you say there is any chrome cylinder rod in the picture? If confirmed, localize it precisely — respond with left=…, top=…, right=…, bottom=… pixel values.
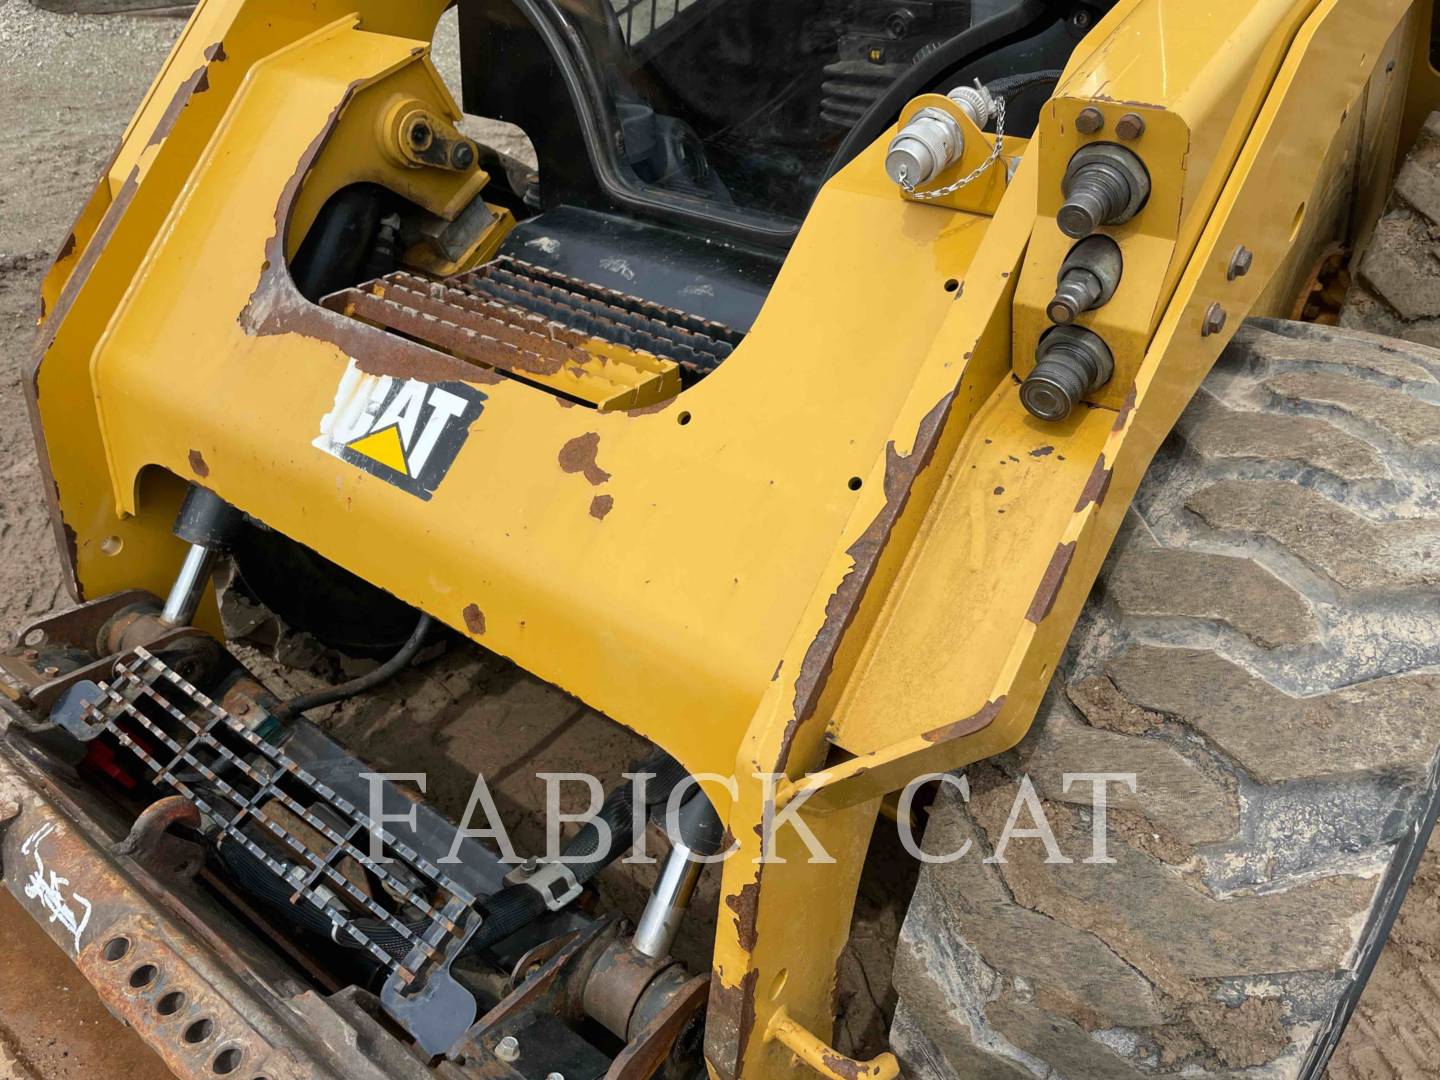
left=160, top=542, right=217, bottom=626
left=633, top=840, right=705, bottom=959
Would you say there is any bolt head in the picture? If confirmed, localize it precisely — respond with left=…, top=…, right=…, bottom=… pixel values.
left=1201, top=302, right=1228, bottom=337
left=495, top=1035, right=521, bottom=1063
left=1226, top=245, right=1254, bottom=280
left=1115, top=112, right=1146, bottom=140
left=1075, top=107, right=1105, bottom=135
left=451, top=142, right=476, bottom=169
left=0, top=799, right=21, bottom=822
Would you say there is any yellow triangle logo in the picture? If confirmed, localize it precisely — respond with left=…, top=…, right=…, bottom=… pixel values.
left=346, top=425, right=409, bottom=475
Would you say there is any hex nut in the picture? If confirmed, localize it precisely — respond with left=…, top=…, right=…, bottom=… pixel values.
left=1115, top=112, right=1146, bottom=140
left=1201, top=302, right=1228, bottom=337
left=1075, top=107, right=1105, bottom=135
left=1227, top=245, right=1254, bottom=280
left=496, top=1035, right=521, bottom=1063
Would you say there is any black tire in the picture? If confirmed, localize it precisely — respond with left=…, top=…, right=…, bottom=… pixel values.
left=891, top=318, right=1440, bottom=1079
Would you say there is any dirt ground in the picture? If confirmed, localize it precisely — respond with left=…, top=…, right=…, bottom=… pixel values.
left=0, top=2, right=1436, bottom=1078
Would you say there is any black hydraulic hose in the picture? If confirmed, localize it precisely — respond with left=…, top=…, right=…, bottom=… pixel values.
left=823, top=0, right=1064, bottom=181
left=461, top=753, right=691, bottom=957
left=273, top=613, right=433, bottom=722
left=214, top=751, right=692, bottom=964
left=217, top=840, right=429, bottom=961
left=987, top=68, right=1065, bottom=100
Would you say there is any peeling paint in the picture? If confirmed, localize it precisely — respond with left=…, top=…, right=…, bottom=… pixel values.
left=923, top=696, right=1005, bottom=743
left=725, top=881, right=760, bottom=952
left=1074, top=456, right=1112, bottom=511
left=706, top=967, right=760, bottom=1079
left=462, top=603, right=485, bottom=635
left=625, top=397, right=677, bottom=418
left=559, top=432, right=611, bottom=486
left=1112, top=385, right=1138, bottom=432
left=589, top=494, right=614, bottom=520
left=787, top=391, right=955, bottom=763
left=187, top=450, right=209, bottom=478
left=1026, top=541, right=1077, bottom=624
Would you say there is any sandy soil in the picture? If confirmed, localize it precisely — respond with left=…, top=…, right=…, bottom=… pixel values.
left=0, top=2, right=1434, bottom=1077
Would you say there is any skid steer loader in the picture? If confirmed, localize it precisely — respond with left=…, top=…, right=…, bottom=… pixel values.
left=6, top=0, right=1440, bottom=1076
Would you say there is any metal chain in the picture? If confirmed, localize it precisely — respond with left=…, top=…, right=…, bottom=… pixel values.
left=899, top=95, right=1007, bottom=201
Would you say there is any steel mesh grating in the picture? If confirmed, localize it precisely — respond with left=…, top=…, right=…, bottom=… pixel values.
left=84, top=648, right=478, bottom=988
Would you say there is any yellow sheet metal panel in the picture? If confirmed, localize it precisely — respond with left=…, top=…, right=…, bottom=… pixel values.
left=710, top=3, right=1415, bottom=1076
left=41, top=19, right=1000, bottom=788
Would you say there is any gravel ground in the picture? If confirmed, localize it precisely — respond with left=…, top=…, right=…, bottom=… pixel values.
left=0, top=2, right=1434, bottom=1077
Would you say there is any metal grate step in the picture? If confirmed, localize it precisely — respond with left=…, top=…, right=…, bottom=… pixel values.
left=322, top=256, right=742, bottom=410
left=66, top=649, right=490, bottom=1050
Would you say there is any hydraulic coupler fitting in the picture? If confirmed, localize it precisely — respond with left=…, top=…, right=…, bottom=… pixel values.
left=885, top=81, right=996, bottom=189
left=1021, top=326, right=1114, bottom=422
left=1057, top=143, right=1150, bottom=238
left=1047, top=235, right=1123, bottom=324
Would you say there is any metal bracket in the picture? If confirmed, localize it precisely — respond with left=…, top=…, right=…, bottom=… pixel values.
left=505, top=859, right=583, bottom=912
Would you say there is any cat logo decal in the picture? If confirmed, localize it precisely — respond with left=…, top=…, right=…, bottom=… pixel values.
left=315, top=359, right=486, bottom=499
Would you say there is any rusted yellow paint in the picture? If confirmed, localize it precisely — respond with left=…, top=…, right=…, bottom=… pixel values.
left=24, top=0, right=1425, bottom=1077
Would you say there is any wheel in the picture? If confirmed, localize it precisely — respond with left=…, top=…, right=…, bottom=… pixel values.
left=890, top=317, right=1440, bottom=1078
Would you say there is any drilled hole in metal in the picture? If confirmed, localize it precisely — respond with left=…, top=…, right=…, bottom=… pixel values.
left=677, top=411, right=692, bottom=426
left=848, top=476, right=863, bottom=491
left=944, top=278, right=960, bottom=292
left=129, top=964, right=158, bottom=988
left=212, top=1048, right=243, bottom=1075
left=157, top=991, right=187, bottom=1016
left=103, top=937, right=131, bottom=963
left=184, top=1018, right=215, bottom=1044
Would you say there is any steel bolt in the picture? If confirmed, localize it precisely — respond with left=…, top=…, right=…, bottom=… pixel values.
left=1115, top=112, right=1146, bottom=140
left=495, top=1035, right=521, bottom=1063
left=1227, top=245, right=1254, bottom=280
left=1075, top=107, right=1105, bottom=135
left=0, top=799, right=21, bottom=822
left=451, top=142, right=476, bottom=169
left=1201, top=302, right=1228, bottom=337
left=546, top=1074, right=566, bottom=1080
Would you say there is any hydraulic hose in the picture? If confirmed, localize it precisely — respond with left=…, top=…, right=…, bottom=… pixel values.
left=461, top=752, right=690, bottom=957
left=217, top=839, right=429, bottom=961
left=272, top=613, right=433, bottom=722
left=986, top=68, right=1065, bottom=100
left=216, top=751, right=692, bottom=964
left=824, top=0, right=1064, bottom=181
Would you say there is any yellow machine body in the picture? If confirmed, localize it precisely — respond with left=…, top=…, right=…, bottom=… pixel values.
left=26, top=0, right=1439, bottom=1074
